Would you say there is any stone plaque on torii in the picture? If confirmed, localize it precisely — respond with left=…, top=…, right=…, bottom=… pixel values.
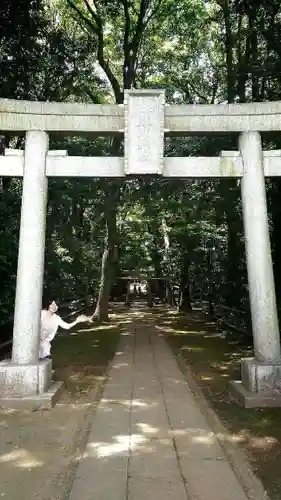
left=0, top=90, right=281, bottom=408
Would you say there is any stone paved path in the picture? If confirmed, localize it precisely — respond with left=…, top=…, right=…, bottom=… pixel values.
left=69, top=309, right=249, bottom=500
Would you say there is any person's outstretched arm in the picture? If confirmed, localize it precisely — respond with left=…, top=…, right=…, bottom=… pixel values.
left=57, top=314, right=88, bottom=331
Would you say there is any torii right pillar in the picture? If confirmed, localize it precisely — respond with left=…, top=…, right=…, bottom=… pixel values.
left=229, top=131, right=281, bottom=407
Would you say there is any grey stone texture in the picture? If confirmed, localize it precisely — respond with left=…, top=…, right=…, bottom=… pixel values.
left=12, top=131, right=49, bottom=366
left=124, top=89, right=165, bottom=175
left=2, top=96, right=281, bottom=134
left=0, top=381, right=64, bottom=410
left=0, top=359, right=52, bottom=395
left=229, top=380, right=281, bottom=408
left=240, top=131, right=280, bottom=365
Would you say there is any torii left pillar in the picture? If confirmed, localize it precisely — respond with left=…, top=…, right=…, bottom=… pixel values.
left=0, top=131, right=63, bottom=409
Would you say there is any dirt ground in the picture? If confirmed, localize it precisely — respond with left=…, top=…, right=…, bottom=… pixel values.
left=2, top=305, right=281, bottom=500
left=0, top=313, right=121, bottom=500
left=164, top=309, right=281, bottom=500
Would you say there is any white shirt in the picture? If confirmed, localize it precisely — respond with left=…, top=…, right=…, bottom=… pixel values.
left=39, top=310, right=73, bottom=358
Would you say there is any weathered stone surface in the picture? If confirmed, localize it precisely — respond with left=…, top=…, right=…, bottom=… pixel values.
left=129, top=440, right=181, bottom=477
left=69, top=456, right=129, bottom=500
left=3, top=153, right=281, bottom=179
left=47, top=156, right=124, bottom=177
left=12, top=131, right=49, bottom=366
left=229, top=380, right=281, bottom=408
left=174, top=429, right=225, bottom=460
left=180, top=458, right=247, bottom=500
left=124, top=89, right=165, bottom=175
left=128, top=476, right=187, bottom=500
left=2, top=97, right=281, bottom=135
left=0, top=99, right=123, bottom=133
left=240, top=131, right=280, bottom=365
left=0, top=381, right=64, bottom=410
left=163, top=156, right=243, bottom=178
left=165, top=101, right=281, bottom=133
left=241, top=357, right=281, bottom=394
left=0, top=359, right=52, bottom=396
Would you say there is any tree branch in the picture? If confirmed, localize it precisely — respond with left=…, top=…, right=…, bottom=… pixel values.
left=210, top=80, right=218, bottom=104
left=66, top=0, right=122, bottom=102
left=66, top=0, right=98, bottom=33
left=135, top=0, right=150, bottom=34
left=96, top=33, right=123, bottom=102
left=146, top=0, right=165, bottom=25
left=121, top=0, right=131, bottom=48
left=128, top=0, right=164, bottom=84
left=121, top=0, right=132, bottom=88
left=186, top=80, right=209, bottom=103
left=128, top=0, right=150, bottom=79
left=82, top=0, right=100, bottom=26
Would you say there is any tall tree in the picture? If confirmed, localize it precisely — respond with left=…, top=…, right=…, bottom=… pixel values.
left=64, top=0, right=169, bottom=320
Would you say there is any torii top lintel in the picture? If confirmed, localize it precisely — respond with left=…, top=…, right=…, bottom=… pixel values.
left=1, top=89, right=281, bottom=135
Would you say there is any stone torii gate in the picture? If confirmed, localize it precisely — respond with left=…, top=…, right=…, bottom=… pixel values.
left=0, top=90, right=281, bottom=408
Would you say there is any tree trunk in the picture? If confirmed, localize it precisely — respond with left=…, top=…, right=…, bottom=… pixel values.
left=178, top=259, right=192, bottom=312
left=93, top=190, right=118, bottom=321
left=248, top=8, right=259, bottom=101
left=165, top=280, right=173, bottom=307
left=207, top=247, right=214, bottom=317
left=147, top=279, right=153, bottom=308
left=178, top=284, right=192, bottom=312
left=125, top=281, right=132, bottom=307
left=93, top=247, right=111, bottom=321
left=161, top=219, right=173, bottom=305
left=223, top=5, right=235, bottom=103
left=225, top=207, right=245, bottom=308
left=237, top=9, right=251, bottom=103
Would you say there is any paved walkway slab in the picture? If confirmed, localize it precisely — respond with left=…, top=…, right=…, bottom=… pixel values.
left=68, top=311, right=249, bottom=500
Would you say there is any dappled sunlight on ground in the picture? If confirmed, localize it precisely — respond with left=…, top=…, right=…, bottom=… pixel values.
left=88, top=435, right=132, bottom=458
left=0, top=448, right=44, bottom=468
left=77, top=323, right=118, bottom=333
left=137, top=422, right=159, bottom=434
left=100, top=398, right=155, bottom=410
left=155, top=324, right=207, bottom=335
left=83, top=424, right=224, bottom=460
left=52, top=308, right=134, bottom=398
left=181, top=345, right=204, bottom=352
left=0, top=401, right=101, bottom=499
left=164, top=309, right=281, bottom=499
left=1, top=304, right=281, bottom=499
left=0, top=305, right=132, bottom=499
left=217, top=430, right=279, bottom=452
left=112, top=362, right=130, bottom=369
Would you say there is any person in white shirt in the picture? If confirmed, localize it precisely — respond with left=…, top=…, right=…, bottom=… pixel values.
left=39, top=299, right=88, bottom=360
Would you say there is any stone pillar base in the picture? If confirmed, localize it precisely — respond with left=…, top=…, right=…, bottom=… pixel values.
left=229, top=357, right=281, bottom=408
left=0, top=359, right=64, bottom=409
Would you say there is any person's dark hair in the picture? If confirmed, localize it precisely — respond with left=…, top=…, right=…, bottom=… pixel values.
left=42, top=293, right=59, bottom=310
